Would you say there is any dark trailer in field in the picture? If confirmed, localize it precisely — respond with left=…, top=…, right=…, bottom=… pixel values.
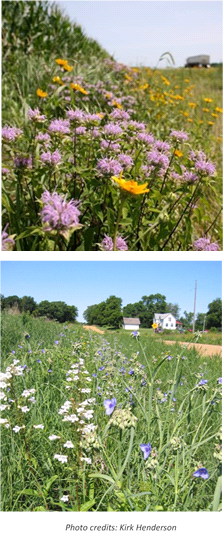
left=185, top=55, right=210, bottom=67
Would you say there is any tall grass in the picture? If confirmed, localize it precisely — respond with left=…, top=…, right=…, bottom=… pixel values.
left=1, top=315, right=222, bottom=511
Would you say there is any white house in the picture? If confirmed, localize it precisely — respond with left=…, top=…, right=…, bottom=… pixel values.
left=153, top=313, right=176, bottom=330
left=123, top=317, right=140, bottom=330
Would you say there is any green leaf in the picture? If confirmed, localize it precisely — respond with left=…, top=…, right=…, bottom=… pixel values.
left=212, top=476, right=222, bottom=511
left=33, top=506, right=47, bottom=512
left=80, top=499, right=96, bottom=511
left=88, top=473, right=115, bottom=485
left=44, top=475, right=58, bottom=493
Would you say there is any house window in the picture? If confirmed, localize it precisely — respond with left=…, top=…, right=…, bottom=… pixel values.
left=168, top=317, right=171, bottom=321
left=171, top=324, right=173, bottom=327
left=166, top=323, right=168, bottom=327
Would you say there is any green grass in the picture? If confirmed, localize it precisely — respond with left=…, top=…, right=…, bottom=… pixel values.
left=1, top=314, right=222, bottom=511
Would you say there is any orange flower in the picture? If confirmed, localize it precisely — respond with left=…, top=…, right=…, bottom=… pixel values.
left=112, top=173, right=149, bottom=195
left=63, top=63, right=73, bottom=72
left=204, top=98, right=213, bottom=103
left=36, top=88, right=48, bottom=98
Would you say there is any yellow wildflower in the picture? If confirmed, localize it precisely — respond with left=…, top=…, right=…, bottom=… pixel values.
left=208, top=121, right=214, bottom=125
left=211, top=113, right=218, bottom=118
left=187, top=118, right=193, bottom=122
left=125, top=74, right=132, bottom=82
left=202, top=108, right=209, bottom=113
left=112, top=100, right=123, bottom=109
left=183, top=111, right=189, bottom=117
left=63, top=64, right=73, bottom=72
left=70, top=83, right=88, bottom=95
left=53, top=76, right=64, bottom=85
left=112, top=173, right=149, bottom=195
left=215, top=107, right=223, bottom=113
left=189, top=102, right=196, bottom=108
left=185, top=78, right=190, bottom=83
left=55, top=58, right=68, bottom=66
left=204, top=98, right=213, bottom=103
left=36, top=88, right=48, bottom=98
left=174, top=150, right=183, bottom=157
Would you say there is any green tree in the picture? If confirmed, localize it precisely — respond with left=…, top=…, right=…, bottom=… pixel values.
left=20, top=296, right=37, bottom=314
left=180, top=311, right=194, bottom=329
left=206, top=298, right=222, bottom=329
left=166, top=303, right=180, bottom=319
left=195, top=313, right=206, bottom=331
left=84, top=296, right=122, bottom=328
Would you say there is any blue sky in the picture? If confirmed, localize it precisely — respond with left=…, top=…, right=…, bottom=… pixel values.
left=55, top=1, right=222, bottom=67
left=1, top=261, right=222, bottom=321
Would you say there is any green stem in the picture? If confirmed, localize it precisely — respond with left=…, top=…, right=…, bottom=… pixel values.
left=113, top=196, right=126, bottom=250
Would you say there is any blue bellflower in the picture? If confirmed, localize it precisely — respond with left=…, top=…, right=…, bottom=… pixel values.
left=140, top=443, right=151, bottom=459
left=193, top=468, right=209, bottom=480
left=103, top=398, right=116, bottom=415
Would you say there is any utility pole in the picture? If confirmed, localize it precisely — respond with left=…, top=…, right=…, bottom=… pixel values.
left=193, top=280, right=197, bottom=333
left=203, top=315, right=206, bottom=332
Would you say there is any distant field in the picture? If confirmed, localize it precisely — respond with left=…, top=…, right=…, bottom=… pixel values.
left=1, top=314, right=222, bottom=511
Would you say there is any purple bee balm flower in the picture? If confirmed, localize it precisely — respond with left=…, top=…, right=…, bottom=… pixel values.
left=137, top=132, right=154, bottom=144
left=195, top=160, right=216, bottom=176
left=28, top=108, right=46, bottom=122
left=2, top=126, right=23, bottom=141
left=103, top=123, right=123, bottom=136
left=103, top=398, right=116, bottom=415
left=100, top=234, right=128, bottom=251
left=40, top=150, right=61, bottom=165
left=170, top=130, right=189, bottom=141
left=2, top=167, right=10, bottom=175
left=193, top=468, right=209, bottom=480
left=140, top=442, right=151, bottom=459
left=14, top=156, right=32, bottom=169
left=75, top=126, right=86, bottom=135
left=1, top=225, right=15, bottom=251
left=35, top=132, right=50, bottom=143
left=153, top=140, right=170, bottom=152
left=48, top=118, right=70, bottom=134
left=117, top=154, right=133, bottom=168
left=97, top=158, right=123, bottom=176
left=147, top=150, right=169, bottom=169
left=66, top=108, right=84, bottom=122
left=193, top=237, right=219, bottom=251
left=40, top=191, right=81, bottom=236
left=110, top=109, right=130, bottom=120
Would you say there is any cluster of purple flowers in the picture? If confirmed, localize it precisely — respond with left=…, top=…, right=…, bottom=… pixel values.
left=2, top=126, right=23, bottom=141
left=100, top=234, right=128, bottom=251
left=40, top=191, right=81, bottom=235
left=1, top=225, right=15, bottom=251
left=40, top=150, right=61, bottom=165
left=193, top=237, right=219, bottom=251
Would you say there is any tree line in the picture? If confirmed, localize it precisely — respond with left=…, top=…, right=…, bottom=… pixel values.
left=83, top=294, right=222, bottom=330
left=1, top=295, right=78, bottom=323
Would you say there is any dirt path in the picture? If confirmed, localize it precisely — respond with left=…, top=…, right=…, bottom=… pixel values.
left=161, top=340, right=222, bottom=357
left=82, top=325, right=105, bottom=335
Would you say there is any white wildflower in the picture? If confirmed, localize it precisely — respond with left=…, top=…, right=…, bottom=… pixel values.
left=63, top=440, right=74, bottom=448
left=33, top=424, right=44, bottom=429
left=61, top=495, right=69, bottom=502
left=54, top=454, right=68, bottom=463
left=49, top=435, right=61, bottom=441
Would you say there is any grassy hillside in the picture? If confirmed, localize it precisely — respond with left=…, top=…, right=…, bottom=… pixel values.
left=2, top=1, right=222, bottom=250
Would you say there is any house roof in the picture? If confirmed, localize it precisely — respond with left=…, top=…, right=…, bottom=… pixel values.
left=123, top=317, right=140, bottom=325
left=154, top=313, right=174, bottom=320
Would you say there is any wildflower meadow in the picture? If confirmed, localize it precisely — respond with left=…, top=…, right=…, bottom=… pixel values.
left=2, top=1, right=223, bottom=250
left=1, top=314, right=222, bottom=511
